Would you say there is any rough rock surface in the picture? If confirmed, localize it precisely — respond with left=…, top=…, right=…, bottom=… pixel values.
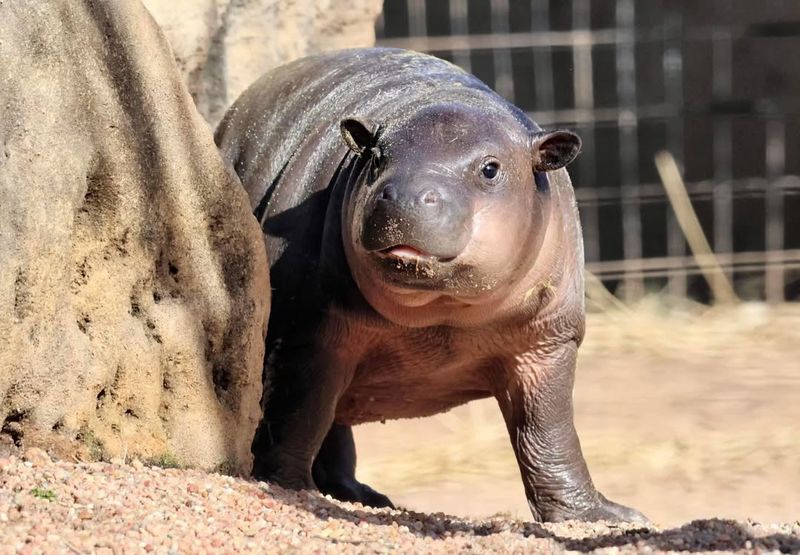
left=142, top=0, right=383, bottom=125
left=0, top=1, right=270, bottom=472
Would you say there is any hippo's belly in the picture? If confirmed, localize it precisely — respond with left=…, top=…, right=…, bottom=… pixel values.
left=334, top=345, right=493, bottom=425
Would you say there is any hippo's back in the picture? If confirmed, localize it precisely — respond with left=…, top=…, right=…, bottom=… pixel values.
left=215, top=48, right=534, bottom=213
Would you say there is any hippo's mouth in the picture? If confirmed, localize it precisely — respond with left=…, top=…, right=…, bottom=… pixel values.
left=366, top=244, right=484, bottom=295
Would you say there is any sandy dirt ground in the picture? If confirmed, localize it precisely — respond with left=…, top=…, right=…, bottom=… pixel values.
left=355, top=302, right=800, bottom=528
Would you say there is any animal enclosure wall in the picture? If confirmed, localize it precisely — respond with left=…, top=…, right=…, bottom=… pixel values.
left=376, top=0, right=800, bottom=303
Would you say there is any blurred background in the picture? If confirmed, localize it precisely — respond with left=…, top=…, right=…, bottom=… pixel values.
left=355, top=0, right=800, bottom=526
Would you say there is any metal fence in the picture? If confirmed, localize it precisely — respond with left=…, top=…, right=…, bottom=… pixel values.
left=376, top=0, right=800, bottom=303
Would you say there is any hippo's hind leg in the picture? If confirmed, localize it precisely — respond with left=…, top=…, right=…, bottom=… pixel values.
left=312, top=423, right=394, bottom=509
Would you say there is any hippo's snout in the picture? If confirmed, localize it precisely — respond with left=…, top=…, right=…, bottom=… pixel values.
left=362, top=180, right=472, bottom=260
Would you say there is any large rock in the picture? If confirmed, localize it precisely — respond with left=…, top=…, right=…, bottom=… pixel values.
left=0, top=1, right=270, bottom=472
left=142, top=0, right=383, bottom=125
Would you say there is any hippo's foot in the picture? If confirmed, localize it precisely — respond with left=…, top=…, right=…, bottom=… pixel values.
left=317, top=475, right=395, bottom=509
left=541, top=494, right=650, bottom=525
left=311, top=423, right=395, bottom=509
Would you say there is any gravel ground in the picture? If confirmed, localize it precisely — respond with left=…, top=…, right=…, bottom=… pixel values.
left=1, top=448, right=799, bottom=554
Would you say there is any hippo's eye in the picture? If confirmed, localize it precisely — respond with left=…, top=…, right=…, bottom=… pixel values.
left=480, top=160, right=500, bottom=180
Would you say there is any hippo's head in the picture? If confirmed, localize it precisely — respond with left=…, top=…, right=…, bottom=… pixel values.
left=339, top=103, right=580, bottom=327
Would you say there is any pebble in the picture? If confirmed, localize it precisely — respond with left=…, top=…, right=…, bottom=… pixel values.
left=21, top=448, right=50, bottom=467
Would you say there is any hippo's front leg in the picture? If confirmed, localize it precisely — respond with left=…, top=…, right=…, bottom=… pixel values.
left=251, top=341, right=344, bottom=491
left=495, top=340, right=647, bottom=523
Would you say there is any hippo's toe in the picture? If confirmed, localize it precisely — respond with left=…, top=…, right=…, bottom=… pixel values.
left=352, top=481, right=395, bottom=509
left=318, top=477, right=395, bottom=509
left=578, top=497, right=650, bottom=525
left=542, top=494, right=650, bottom=525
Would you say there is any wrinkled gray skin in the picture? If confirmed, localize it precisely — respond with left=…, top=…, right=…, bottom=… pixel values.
left=215, top=48, right=646, bottom=523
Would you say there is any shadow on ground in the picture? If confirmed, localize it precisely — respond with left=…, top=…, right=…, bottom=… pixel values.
left=272, top=485, right=800, bottom=553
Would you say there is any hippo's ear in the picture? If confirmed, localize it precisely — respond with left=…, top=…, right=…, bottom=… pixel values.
left=531, top=130, right=582, bottom=172
left=341, top=118, right=378, bottom=157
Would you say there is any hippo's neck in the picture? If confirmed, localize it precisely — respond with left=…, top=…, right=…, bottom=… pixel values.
left=516, top=169, right=585, bottom=337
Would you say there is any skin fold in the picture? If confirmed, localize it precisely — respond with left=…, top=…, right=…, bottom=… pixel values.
left=215, top=47, right=647, bottom=523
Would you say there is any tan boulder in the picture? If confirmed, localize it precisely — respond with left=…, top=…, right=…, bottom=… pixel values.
left=0, top=0, right=270, bottom=473
left=142, top=0, right=383, bottom=125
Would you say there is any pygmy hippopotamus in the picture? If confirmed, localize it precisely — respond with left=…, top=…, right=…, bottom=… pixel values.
left=215, top=47, right=645, bottom=523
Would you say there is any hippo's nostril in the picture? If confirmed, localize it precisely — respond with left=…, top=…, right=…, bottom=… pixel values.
left=420, top=189, right=440, bottom=206
left=380, top=184, right=398, bottom=202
